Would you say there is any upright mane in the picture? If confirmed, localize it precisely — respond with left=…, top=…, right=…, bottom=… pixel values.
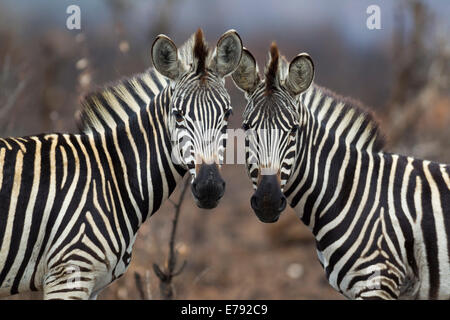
left=264, top=42, right=292, bottom=96
left=178, top=28, right=210, bottom=77
left=300, top=84, right=385, bottom=152
left=77, top=69, right=168, bottom=133
left=265, top=42, right=280, bottom=95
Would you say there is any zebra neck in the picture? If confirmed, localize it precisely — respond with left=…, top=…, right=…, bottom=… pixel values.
left=298, top=84, right=384, bottom=154
left=286, top=141, right=366, bottom=232
left=284, top=84, right=384, bottom=232
left=94, top=87, right=185, bottom=231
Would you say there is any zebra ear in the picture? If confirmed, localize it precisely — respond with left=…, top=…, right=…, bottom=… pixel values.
left=151, top=35, right=183, bottom=80
left=232, top=48, right=260, bottom=94
left=210, top=29, right=243, bottom=78
left=285, top=53, right=314, bottom=96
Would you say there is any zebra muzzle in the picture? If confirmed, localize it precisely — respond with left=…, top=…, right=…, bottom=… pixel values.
left=191, top=163, right=226, bottom=209
left=250, top=174, right=286, bottom=223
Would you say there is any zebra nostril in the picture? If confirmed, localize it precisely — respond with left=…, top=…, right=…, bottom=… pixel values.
left=250, top=195, right=259, bottom=210
left=191, top=181, right=198, bottom=193
left=279, top=196, right=287, bottom=212
left=216, top=181, right=226, bottom=199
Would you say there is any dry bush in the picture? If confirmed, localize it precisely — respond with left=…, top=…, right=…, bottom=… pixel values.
left=383, top=0, right=450, bottom=162
left=0, top=55, right=28, bottom=136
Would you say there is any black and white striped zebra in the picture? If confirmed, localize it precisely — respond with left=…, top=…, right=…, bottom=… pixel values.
left=232, top=43, right=450, bottom=299
left=0, top=29, right=243, bottom=299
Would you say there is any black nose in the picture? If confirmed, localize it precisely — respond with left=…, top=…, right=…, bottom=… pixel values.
left=191, top=164, right=225, bottom=209
left=250, top=174, right=286, bottom=223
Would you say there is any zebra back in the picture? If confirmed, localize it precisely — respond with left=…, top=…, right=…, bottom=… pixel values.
left=77, top=68, right=169, bottom=134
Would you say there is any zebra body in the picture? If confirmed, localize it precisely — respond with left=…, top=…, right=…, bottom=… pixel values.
left=0, top=29, right=243, bottom=299
left=233, top=44, right=450, bottom=299
left=0, top=72, right=183, bottom=299
left=285, top=85, right=450, bottom=299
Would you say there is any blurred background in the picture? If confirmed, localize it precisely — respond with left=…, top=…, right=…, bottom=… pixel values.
left=1, top=0, right=449, bottom=299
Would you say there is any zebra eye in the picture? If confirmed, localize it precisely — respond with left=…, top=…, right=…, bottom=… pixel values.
left=224, top=109, right=233, bottom=121
left=173, top=110, right=184, bottom=122
left=290, top=125, right=299, bottom=137
left=242, top=123, right=250, bottom=131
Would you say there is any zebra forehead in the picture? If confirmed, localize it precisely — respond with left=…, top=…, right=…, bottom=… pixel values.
left=178, top=72, right=227, bottom=90
left=245, top=88, right=297, bottom=123
left=173, top=77, right=229, bottom=106
left=251, top=117, right=293, bottom=131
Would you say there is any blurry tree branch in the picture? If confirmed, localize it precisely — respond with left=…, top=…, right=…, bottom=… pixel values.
left=152, top=177, right=190, bottom=300
left=390, top=0, right=430, bottom=107
left=0, top=55, right=29, bottom=134
left=134, top=272, right=147, bottom=300
left=134, top=270, right=152, bottom=300
left=39, top=40, right=64, bottom=131
left=385, top=0, right=450, bottom=149
left=0, top=62, right=27, bottom=118
left=134, top=177, right=190, bottom=300
left=388, top=44, right=449, bottom=146
left=0, top=79, right=27, bottom=120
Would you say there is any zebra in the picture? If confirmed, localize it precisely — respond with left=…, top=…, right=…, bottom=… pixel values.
left=232, top=43, right=450, bottom=299
left=0, top=29, right=243, bottom=299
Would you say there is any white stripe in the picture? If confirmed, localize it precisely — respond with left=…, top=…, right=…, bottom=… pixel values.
left=423, top=161, right=450, bottom=298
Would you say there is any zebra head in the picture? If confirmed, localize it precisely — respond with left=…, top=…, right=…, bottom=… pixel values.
left=232, top=43, right=314, bottom=222
left=151, top=29, right=243, bottom=209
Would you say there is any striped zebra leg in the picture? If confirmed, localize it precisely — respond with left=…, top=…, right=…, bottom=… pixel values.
left=355, top=290, right=398, bottom=300
left=346, top=272, right=401, bottom=300
left=42, top=262, right=97, bottom=300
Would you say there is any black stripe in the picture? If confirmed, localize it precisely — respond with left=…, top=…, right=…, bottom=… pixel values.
left=0, top=143, right=34, bottom=289
left=414, top=160, right=440, bottom=299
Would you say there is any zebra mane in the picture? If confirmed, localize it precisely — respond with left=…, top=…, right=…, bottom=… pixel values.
left=264, top=43, right=292, bottom=95
left=301, top=84, right=386, bottom=152
left=264, top=42, right=280, bottom=95
left=178, top=28, right=210, bottom=76
left=77, top=69, right=168, bottom=133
